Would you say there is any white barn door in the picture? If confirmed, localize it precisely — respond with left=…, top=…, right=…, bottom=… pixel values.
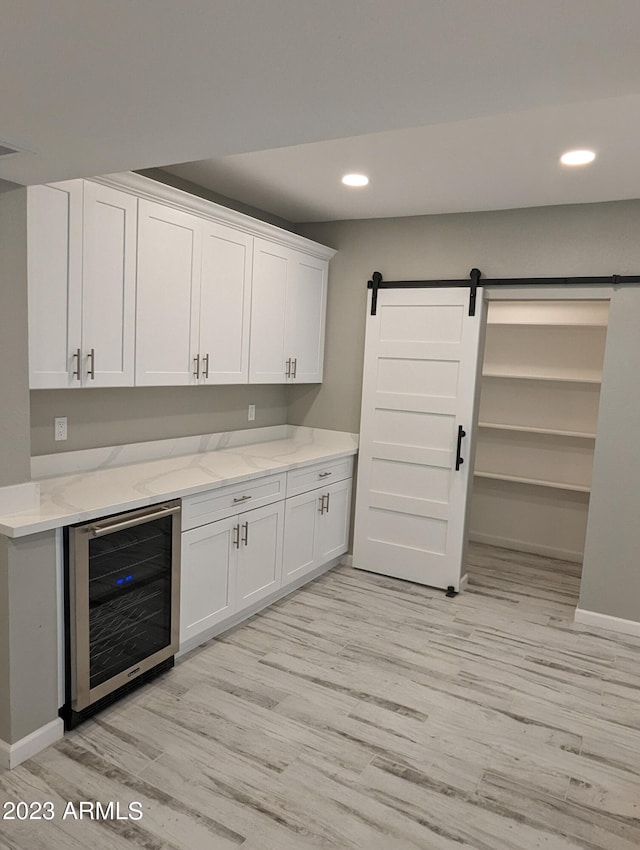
left=353, top=286, right=484, bottom=592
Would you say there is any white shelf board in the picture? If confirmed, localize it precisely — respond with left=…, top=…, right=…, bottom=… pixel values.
left=486, top=320, right=607, bottom=328
left=482, top=371, right=601, bottom=385
left=477, top=422, right=596, bottom=439
left=486, top=300, right=609, bottom=327
left=474, top=470, right=591, bottom=493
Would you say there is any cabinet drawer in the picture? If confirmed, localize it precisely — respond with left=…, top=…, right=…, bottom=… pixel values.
left=182, top=473, right=286, bottom=530
left=286, top=456, right=354, bottom=497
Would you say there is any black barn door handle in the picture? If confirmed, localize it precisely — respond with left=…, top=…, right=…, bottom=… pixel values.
left=455, top=425, right=466, bottom=471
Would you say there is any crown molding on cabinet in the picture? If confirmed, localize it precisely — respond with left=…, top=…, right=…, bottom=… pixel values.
left=92, top=172, right=336, bottom=261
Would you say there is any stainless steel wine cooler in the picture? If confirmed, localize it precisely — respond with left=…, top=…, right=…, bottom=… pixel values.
left=65, top=501, right=181, bottom=727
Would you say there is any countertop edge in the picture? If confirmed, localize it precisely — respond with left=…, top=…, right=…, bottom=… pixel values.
left=0, top=443, right=358, bottom=539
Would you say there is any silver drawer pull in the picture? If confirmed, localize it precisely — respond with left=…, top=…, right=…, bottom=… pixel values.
left=87, top=348, right=96, bottom=380
left=318, top=495, right=325, bottom=513
left=241, top=521, right=249, bottom=546
left=233, top=495, right=252, bottom=503
left=233, top=523, right=240, bottom=548
left=318, top=471, right=332, bottom=478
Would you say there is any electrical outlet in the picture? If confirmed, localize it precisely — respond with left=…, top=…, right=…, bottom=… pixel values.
left=54, top=417, right=67, bottom=441
left=248, top=404, right=256, bottom=422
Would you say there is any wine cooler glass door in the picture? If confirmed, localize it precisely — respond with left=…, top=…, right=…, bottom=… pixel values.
left=70, top=501, right=181, bottom=712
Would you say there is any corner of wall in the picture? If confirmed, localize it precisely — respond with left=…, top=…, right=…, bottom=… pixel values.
left=0, top=187, right=31, bottom=487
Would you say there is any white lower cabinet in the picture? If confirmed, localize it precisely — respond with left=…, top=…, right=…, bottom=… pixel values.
left=282, top=491, right=318, bottom=584
left=235, top=502, right=284, bottom=608
left=283, top=478, right=352, bottom=586
left=315, top=478, right=352, bottom=564
left=180, top=502, right=284, bottom=646
left=180, top=517, right=236, bottom=644
left=180, top=462, right=353, bottom=650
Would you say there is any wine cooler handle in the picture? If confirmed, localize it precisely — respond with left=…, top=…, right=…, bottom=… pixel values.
left=89, top=504, right=181, bottom=537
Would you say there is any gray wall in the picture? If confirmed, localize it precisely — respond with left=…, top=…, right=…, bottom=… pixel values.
left=138, top=168, right=300, bottom=232
left=0, top=187, right=31, bottom=486
left=291, top=200, right=640, bottom=624
left=290, top=200, right=640, bottom=434
left=31, top=384, right=288, bottom=455
left=579, top=287, right=640, bottom=621
left=0, top=531, right=59, bottom=744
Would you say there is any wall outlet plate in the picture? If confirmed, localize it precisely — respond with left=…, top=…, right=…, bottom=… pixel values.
left=248, top=404, right=256, bottom=422
left=54, top=417, right=67, bottom=441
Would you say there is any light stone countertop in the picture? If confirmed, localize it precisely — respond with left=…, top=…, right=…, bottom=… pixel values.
left=0, top=427, right=358, bottom=538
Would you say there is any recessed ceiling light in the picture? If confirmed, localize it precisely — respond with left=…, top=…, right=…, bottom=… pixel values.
left=342, top=173, right=369, bottom=187
left=560, top=149, right=596, bottom=166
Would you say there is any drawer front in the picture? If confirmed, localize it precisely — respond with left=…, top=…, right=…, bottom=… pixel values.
left=182, top=473, right=286, bottom=530
left=286, top=456, right=354, bottom=498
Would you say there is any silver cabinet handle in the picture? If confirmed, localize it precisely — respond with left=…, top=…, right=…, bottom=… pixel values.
left=292, top=358, right=297, bottom=379
left=325, top=492, right=330, bottom=513
left=202, top=353, right=210, bottom=379
left=193, top=354, right=200, bottom=379
left=285, top=358, right=291, bottom=378
left=233, top=495, right=252, bottom=503
left=72, top=348, right=81, bottom=381
left=87, top=348, right=95, bottom=380
left=233, top=523, right=240, bottom=549
left=241, top=521, right=249, bottom=546
left=318, top=495, right=325, bottom=513
left=318, top=471, right=332, bottom=478
left=89, top=504, right=180, bottom=538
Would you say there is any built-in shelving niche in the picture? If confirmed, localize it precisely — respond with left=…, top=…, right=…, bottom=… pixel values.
left=469, top=299, right=609, bottom=563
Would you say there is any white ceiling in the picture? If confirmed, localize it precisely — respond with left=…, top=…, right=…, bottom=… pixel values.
left=2, top=1, right=640, bottom=221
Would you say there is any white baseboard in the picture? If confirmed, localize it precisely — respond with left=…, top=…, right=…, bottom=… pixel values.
left=469, top=531, right=583, bottom=564
left=459, top=573, right=469, bottom=592
left=574, top=608, right=640, bottom=638
left=342, top=554, right=353, bottom=567
left=0, top=718, right=63, bottom=771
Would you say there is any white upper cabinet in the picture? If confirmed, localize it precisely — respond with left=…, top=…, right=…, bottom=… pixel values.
left=136, top=200, right=202, bottom=386
left=137, top=207, right=254, bottom=387
left=28, top=180, right=136, bottom=388
left=82, top=182, right=137, bottom=387
left=27, top=172, right=335, bottom=389
left=250, top=238, right=328, bottom=383
left=249, top=239, right=290, bottom=382
left=199, top=222, right=253, bottom=384
left=28, top=180, right=83, bottom=389
left=285, top=253, right=327, bottom=383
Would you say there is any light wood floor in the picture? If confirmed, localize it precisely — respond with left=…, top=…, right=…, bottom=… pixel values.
left=2, top=543, right=640, bottom=849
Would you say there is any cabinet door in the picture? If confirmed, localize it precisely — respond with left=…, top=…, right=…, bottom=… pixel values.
left=82, top=182, right=137, bottom=387
left=136, top=200, right=201, bottom=386
left=236, top=502, right=284, bottom=608
left=282, top=489, right=321, bottom=586
left=199, top=222, right=252, bottom=384
left=27, top=180, right=83, bottom=388
left=285, top=252, right=328, bottom=383
left=249, top=238, right=289, bottom=382
left=180, top=517, right=236, bottom=645
left=316, top=479, right=352, bottom=564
